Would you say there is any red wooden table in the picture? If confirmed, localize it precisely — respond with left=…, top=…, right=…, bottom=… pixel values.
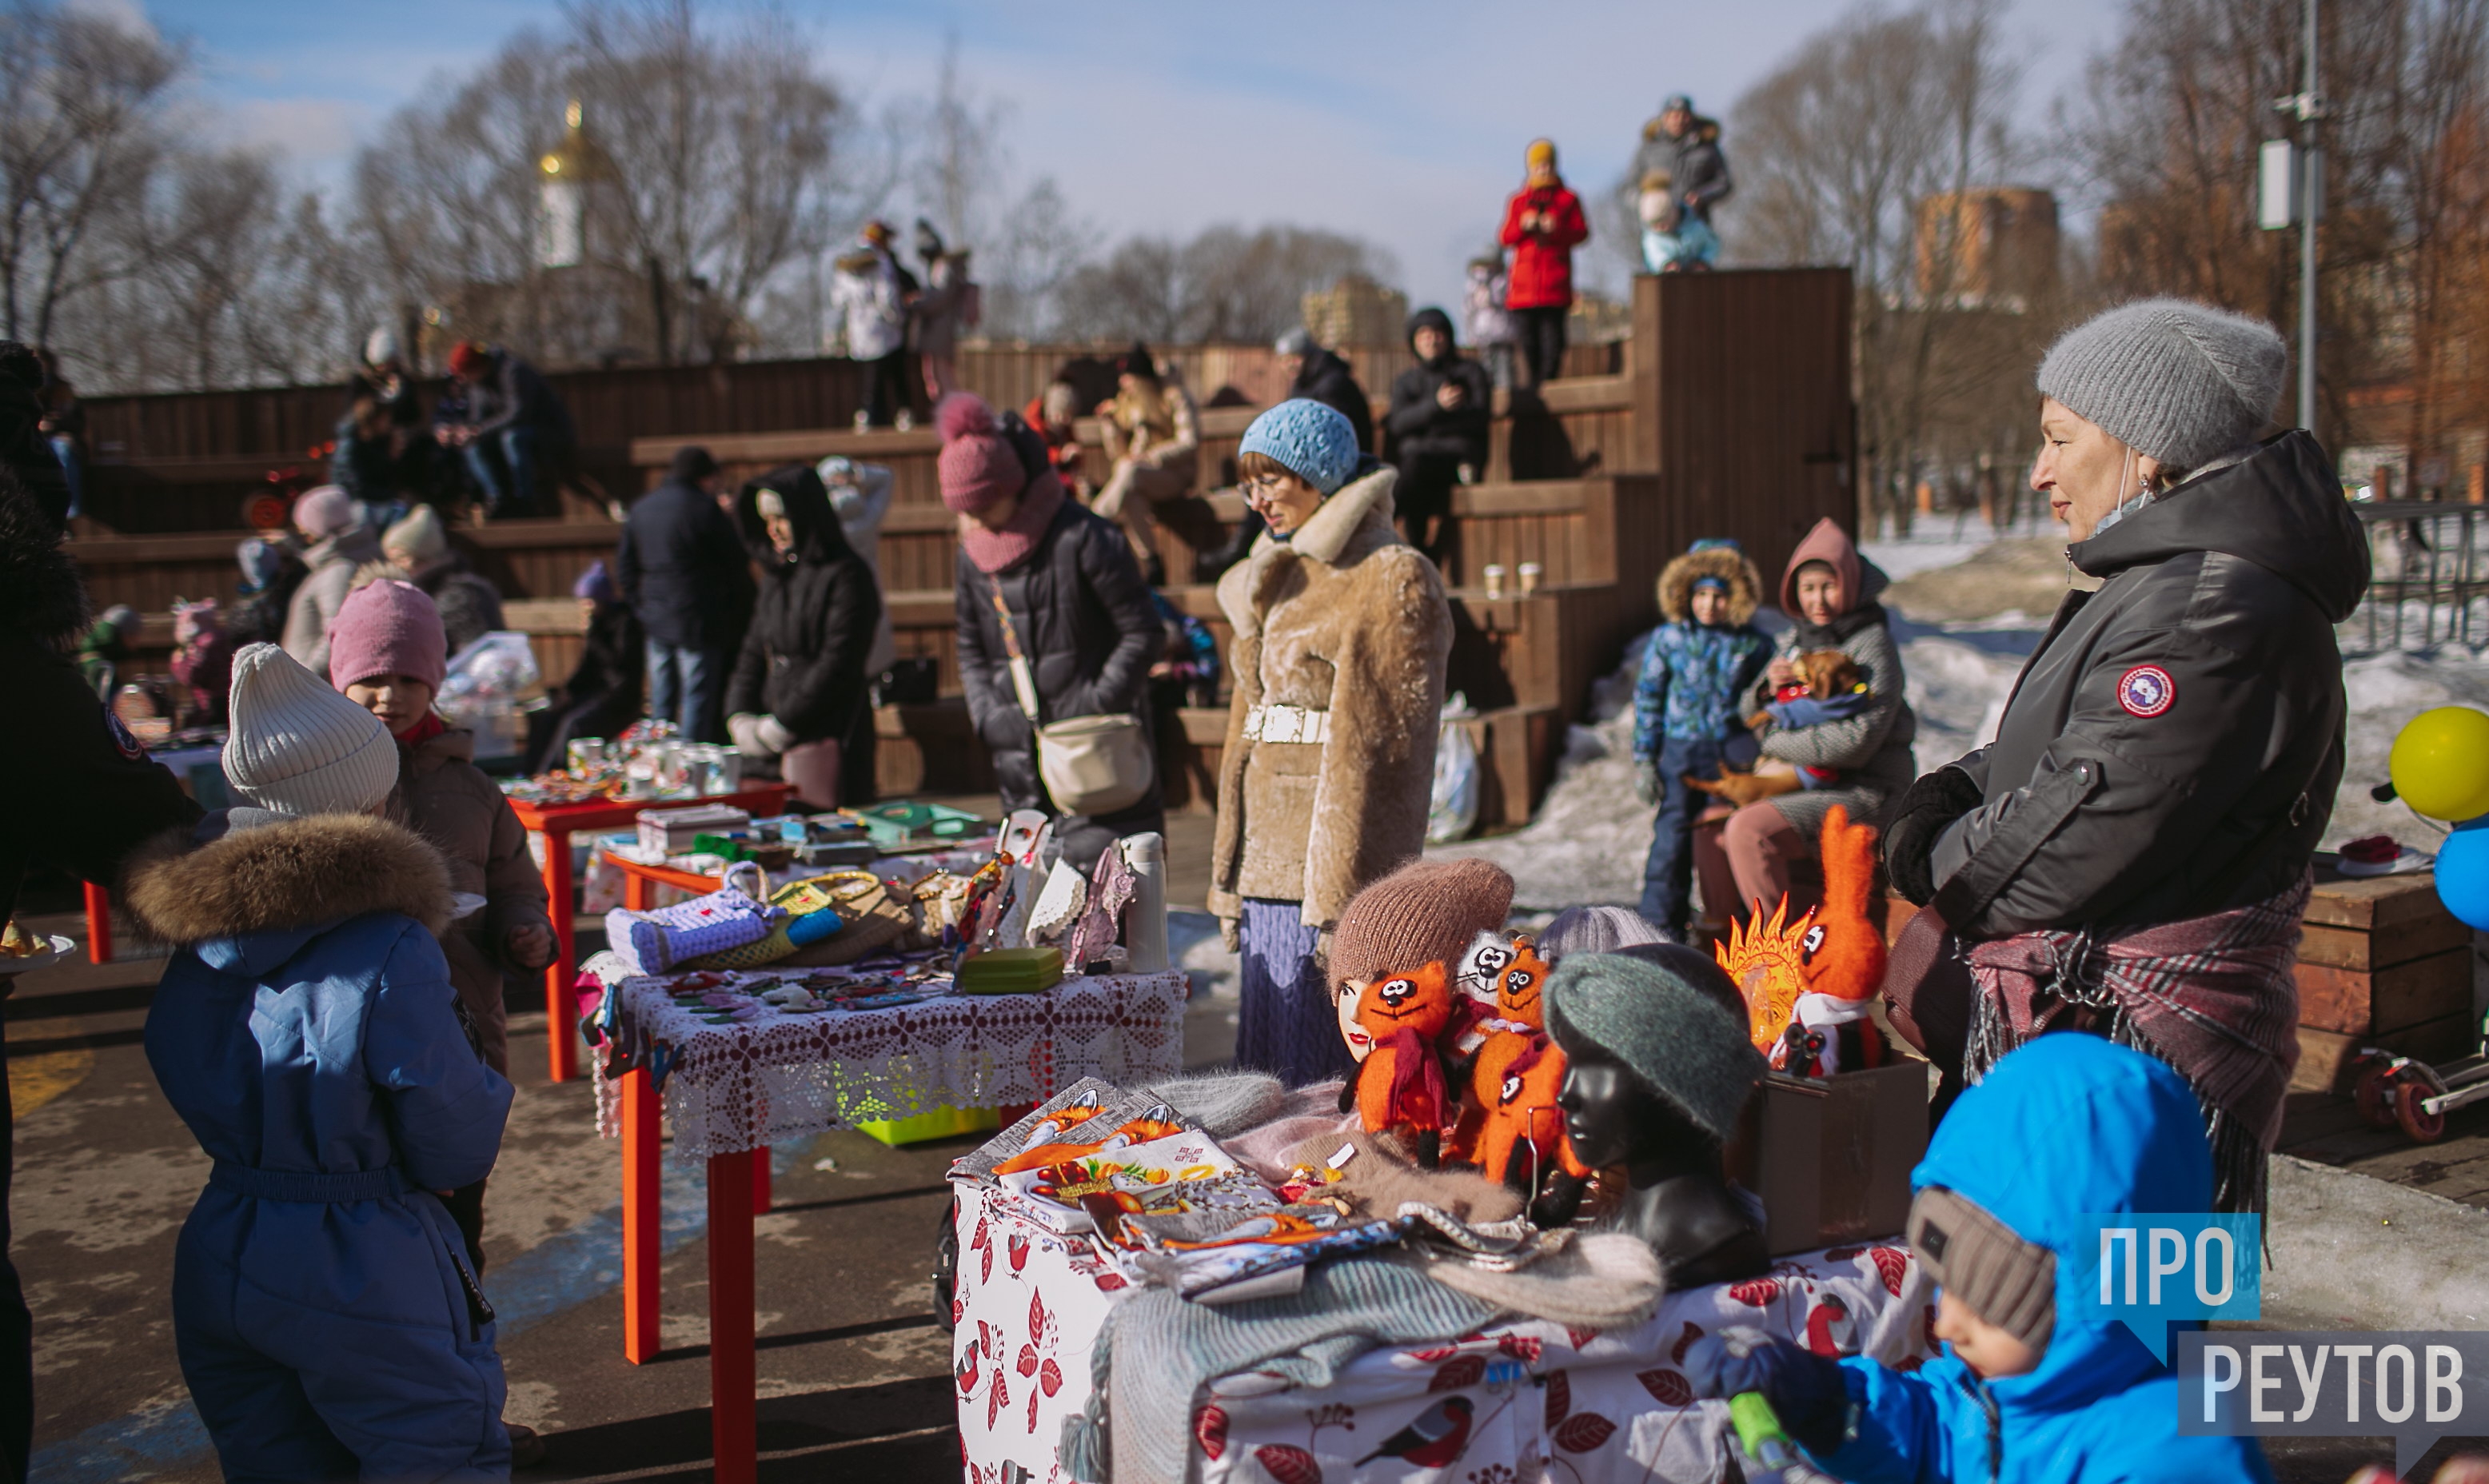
left=508, top=784, right=792, bottom=1082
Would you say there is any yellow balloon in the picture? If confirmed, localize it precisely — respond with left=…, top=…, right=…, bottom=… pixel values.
left=2390, top=706, right=2489, bottom=820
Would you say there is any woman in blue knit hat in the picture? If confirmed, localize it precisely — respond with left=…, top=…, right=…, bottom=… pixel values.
left=1208, top=399, right=1452, bottom=1086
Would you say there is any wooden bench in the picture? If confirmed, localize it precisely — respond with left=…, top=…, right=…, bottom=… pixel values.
left=2293, top=866, right=2477, bottom=1091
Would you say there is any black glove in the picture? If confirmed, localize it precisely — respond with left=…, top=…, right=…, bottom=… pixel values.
left=1681, top=1326, right=1853, bottom=1459
left=1884, top=766, right=1985, bottom=907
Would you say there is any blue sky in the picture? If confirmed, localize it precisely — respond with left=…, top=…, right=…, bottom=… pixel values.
left=127, top=0, right=2124, bottom=311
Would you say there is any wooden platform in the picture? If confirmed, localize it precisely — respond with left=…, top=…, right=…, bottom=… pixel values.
left=68, top=270, right=1859, bottom=828
left=2292, top=866, right=2478, bottom=1092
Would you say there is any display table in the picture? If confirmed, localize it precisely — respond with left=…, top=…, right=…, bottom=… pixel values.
left=508, top=784, right=792, bottom=1080
left=953, top=1182, right=1932, bottom=1484
left=594, top=967, right=1187, bottom=1484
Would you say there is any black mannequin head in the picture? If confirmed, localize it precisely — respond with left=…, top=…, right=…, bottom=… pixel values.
left=1551, top=1021, right=1721, bottom=1180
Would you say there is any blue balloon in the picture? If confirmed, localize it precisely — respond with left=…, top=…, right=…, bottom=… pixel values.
left=2437, top=824, right=2489, bottom=931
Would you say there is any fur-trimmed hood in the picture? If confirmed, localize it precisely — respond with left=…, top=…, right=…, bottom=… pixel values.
left=125, top=812, right=454, bottom=948
left=0, top=462, right=88, bottom=645
left=1656, top=543, right=1761, bottom=625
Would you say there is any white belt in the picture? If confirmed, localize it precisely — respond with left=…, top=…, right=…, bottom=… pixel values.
left=1243, top=704, right=1329, bottom=744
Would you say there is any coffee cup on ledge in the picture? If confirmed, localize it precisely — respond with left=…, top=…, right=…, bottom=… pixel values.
left=1518, top=561, right=1543, bottom=595
left=1483, top=564, right=1507, bottom=600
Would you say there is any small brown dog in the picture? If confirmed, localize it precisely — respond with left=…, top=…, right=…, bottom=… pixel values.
left=1684, top=651, right=1866, bottom=807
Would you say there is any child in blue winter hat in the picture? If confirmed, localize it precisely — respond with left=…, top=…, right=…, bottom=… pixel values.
left=1632, top=537, right=1770, bottom=936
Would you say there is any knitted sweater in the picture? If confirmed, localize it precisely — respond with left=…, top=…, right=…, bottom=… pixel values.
left=1632, top=620, right=1770, bottom=752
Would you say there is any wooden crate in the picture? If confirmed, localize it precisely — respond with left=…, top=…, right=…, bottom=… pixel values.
left=2292, top=868, right=2478, bottom=1093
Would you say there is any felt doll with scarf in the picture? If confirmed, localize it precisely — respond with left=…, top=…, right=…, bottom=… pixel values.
left=1341, top=963, right=1457, bottom=1167
left=1448, top=937, right=1594, bottom=1203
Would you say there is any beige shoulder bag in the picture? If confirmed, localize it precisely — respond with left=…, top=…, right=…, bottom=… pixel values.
left=987, top=576, right=1154, bottom=816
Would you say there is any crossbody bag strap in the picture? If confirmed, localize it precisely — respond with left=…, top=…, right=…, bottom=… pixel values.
left=985, top=574, right=1043, bottom=724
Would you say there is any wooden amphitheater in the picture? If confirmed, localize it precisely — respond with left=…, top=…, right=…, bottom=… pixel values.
left=67, top=269, right=1857, bottom=824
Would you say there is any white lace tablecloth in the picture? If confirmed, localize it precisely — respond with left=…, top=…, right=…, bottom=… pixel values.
left=593, top=971, right=1188, bottom=1162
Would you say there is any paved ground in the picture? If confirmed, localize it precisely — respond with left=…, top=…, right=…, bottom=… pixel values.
left=3, top=794, right=2466, bottom=1484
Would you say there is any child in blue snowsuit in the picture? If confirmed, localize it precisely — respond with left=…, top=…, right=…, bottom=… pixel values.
left=1633, top=539, right=1770, bottom=935
left=130, top=643, right=516, bottom=1482
left=1682, top=1033, right=2276, bottom=1483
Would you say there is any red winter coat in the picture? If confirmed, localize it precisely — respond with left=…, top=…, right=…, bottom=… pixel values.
left=1498, top=182, right=1589, bottom=310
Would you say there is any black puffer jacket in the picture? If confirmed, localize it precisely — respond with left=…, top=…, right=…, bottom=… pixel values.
left=725, top=465, right=882, bottom=745
left=1926, top=432, right=2369, bottom=935
left=954, top=492, right=1163, bottom=866
left=1385, top=307, right=1490, bottom=463
left=1287, top=347, right=1376, bottom=454
left=616, top=475, right=752, bottom=651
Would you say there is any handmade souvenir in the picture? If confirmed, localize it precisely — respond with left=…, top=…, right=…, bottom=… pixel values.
left=1713, top=804, right=1889, bottom=1075
left=1450, top=942, right=1590, bottom=1199
left=1342, top=962, right=1457, bottom=1166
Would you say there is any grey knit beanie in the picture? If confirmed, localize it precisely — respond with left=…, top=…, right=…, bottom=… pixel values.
left=1908, top=1186, right=2057, bottom=1352
left=1543, top=952, right=1765, bottom=1141
left=2035, top=297, right=2288, bottom=471
left=1538, top=906, right=1673, bottom=959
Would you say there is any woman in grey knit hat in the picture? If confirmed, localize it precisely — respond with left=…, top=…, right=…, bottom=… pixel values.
left=1881, top=297, right=2370, bottom=1215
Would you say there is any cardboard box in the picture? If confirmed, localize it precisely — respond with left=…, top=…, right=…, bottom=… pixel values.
left=635, top=804, right=749, bottom=856
left=1727, top=1061, right=1930, bottom=1255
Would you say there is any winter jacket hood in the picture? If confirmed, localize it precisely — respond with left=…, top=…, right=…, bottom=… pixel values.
left=2070, top=430, right=2367, bottom=622
left=1777, top=516, right=1892, bottom=640
left=727, top=463, right=882, bottom=747
left=126, top=812, right=453, bottom=958
left=1826, top=1033, right=2273, bottom=1482
left=732, top=462, right=859, bottom=568
left=1404, top=307, right=1458, bottom=361
left=1286, top=347, right=1376, bottom=454
left=1658, top=545, right=1763, bottom=625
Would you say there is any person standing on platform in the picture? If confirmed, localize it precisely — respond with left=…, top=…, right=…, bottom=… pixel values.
left=1498, top=138, right=1589, bottom=389
left=1631, top=95, right=1733, bottom=259
left=616, top=446, right=752, bottom=742
left=1208, top=399, right=1450, bottom=1086
left=833, top=221, right=915, bottom=430
left=1383, top=307, right=1490, bottom=561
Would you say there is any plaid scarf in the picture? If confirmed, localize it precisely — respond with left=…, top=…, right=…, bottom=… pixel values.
left=1963, top=871, right=2309, bottom=1215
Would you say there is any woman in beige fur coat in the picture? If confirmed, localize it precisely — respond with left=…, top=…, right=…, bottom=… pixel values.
left=1208, top=399, right=1451, bottom=1086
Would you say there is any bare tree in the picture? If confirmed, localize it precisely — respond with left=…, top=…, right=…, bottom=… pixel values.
left=1729, top=0, right=2038, bottom=530
left=1049, top=224, right=1397, bottom=345
left=0, top=2, right=181, bottom=350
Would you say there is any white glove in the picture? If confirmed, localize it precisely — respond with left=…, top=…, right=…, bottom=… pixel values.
left=755, top=714, right=797, bottom=754
left=728, top=712, right=766, bottom=755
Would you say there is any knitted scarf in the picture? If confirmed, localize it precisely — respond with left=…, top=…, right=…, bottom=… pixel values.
left=958, top=469, right=1067, bottom=575
left=1377, top=1027, right=1449, bottom=1128
left=1963, top=871, right=2308, bottom=1215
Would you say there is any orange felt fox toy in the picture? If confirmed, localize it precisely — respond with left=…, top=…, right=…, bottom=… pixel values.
left=1449, top=940, right=1594, bottom=1187
left=1714, top=803, right=1889, bottom=1076
left=1344, top=962, right=1457, bottom=1166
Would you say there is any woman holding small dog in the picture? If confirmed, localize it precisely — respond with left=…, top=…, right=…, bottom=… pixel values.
left=1703, top=518, right=1917, bottom=924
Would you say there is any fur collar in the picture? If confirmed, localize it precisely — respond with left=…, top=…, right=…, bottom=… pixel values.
left=124, top=812, right=453, bottom=945
left=1217, top=465, right=1402, bottom=632
left=0, top=465, right=88, bottom=644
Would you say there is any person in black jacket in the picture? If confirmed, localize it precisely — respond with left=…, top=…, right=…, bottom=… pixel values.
left=943, top=393, right=1163, bottom=872
left=0, top=373, right=200, bottom=1482
left=724, top=464, right=882, bottom=810
left=437, top=341, right=575, bottom=518
left=1274, top=329, right=1374, bottom=453
left=525, top=560, right=646, bottom=774
left=615, top=446, right=752, bottom=742
left=1883, top=298, right=2369, bottom=1214
left=1383, top=307, right=1490, bottom=561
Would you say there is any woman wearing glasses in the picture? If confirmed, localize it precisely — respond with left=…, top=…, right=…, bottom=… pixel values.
left=1208, top=399, right=1453, bottom=1085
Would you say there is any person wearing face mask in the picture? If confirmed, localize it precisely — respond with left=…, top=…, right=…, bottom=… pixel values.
left=1882, top=298, right=2368, bottom=1215
left=724, top=465, right=882, bottom=811
left=1700, top=518, right=1917, bottom=928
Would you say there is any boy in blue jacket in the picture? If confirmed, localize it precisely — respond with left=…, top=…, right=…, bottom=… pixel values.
left=130, top=644, right=515, bottom=1482
left=1683, top=1032, right=2275, bottom=1483
left=1633, top=539, right=1770, bottom=935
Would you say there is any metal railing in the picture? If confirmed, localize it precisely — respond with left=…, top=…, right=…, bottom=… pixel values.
left=2344, top=501, right=2486, bottom=651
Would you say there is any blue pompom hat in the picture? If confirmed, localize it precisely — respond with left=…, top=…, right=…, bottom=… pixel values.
left=1239, top=398, right=1362, bottom=496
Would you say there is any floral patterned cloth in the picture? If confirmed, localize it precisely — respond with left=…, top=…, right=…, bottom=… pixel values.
left=592, top=971, right=1186, bottom=1161
left=955, top=1181, right=1934, bottom=1484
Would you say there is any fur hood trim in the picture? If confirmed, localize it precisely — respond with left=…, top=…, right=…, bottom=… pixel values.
left=124, top=812, right=454, bottom=945
left=0, top=465, right=88, bottom=644
left=1657, top=545, right=1762, bottom=624
left=1268, top=463, right=1397, bottom=566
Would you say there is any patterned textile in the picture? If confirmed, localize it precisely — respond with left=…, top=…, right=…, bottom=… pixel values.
left=591, top=970, right=1186, bottom=1161
left=1632, top=621, right=1770, bottom=751
left=1235, top=899, right=1354, bottom=1087
left=951, top=1182, right=1933, bottom=1484
left=1964, top=870, right=2308, bottom=1214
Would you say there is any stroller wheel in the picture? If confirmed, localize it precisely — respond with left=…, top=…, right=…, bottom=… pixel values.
left=2395, top=1070, right=2450, bottom=1143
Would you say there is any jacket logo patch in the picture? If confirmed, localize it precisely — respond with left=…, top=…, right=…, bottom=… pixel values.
left=2116, top=664, right=2175, bottom=718
left=106, top=712, right=150, bottom=760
